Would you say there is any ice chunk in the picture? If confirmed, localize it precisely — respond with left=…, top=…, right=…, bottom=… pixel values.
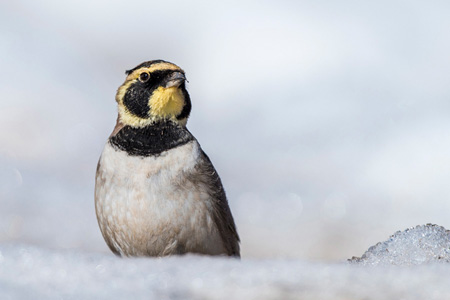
left=350, top=224, right=450, bottom=266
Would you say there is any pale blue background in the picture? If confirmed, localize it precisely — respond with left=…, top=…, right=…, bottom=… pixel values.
left=1, top=0, right=450, bottom=260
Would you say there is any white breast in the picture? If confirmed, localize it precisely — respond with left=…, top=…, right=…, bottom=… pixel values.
left=95, top=141, right=226, bottom=256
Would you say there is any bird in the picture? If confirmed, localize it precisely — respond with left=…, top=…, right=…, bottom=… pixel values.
left=94, top=60, right=240, bottom=258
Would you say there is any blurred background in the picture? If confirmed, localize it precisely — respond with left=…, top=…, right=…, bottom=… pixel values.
left=1, top=0, right=450, bottom=260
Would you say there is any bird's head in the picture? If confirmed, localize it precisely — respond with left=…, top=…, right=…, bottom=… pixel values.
left=115, top=60, right=191, bottom=128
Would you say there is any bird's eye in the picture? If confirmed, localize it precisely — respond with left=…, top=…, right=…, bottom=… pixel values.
left=139, top=72, right=150, bottom=82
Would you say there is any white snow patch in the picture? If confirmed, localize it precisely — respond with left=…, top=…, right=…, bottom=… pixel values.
left=1, top=243, right=450, bottom=300
left=350, top=224, right=450, bottom=266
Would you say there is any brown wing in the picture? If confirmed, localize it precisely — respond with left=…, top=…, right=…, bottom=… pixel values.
left=193, top=150, right=240, bottom=257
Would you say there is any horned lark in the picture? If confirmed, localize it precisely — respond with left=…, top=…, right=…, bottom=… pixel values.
left=95, top=60, right=240, bottom=257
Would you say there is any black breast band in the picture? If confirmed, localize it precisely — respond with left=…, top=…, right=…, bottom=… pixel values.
left=109, top=121, right=194, bottom=156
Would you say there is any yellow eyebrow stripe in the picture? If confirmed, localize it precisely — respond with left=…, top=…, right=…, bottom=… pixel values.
left=126, top=63, right=183, bottom=81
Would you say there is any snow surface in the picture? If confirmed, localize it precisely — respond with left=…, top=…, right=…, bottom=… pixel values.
left=2, top=243, right=450, bottom=300
left=2, top=224, right=450, bottom=299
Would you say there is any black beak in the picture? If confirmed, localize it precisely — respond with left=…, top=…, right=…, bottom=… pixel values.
left=165, top=71, right=186, bottom=88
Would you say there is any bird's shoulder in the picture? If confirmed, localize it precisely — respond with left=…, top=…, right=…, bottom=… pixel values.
left=190, top=148, right=241, bottom=257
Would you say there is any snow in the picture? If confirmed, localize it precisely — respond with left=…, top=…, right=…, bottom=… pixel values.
left=3, top=224, right=450, bottom=299
left=350, top=224, right=450, bottom=266
left=2, top=243, right=450, bottom=300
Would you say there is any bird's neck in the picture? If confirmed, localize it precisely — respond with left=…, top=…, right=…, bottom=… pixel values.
left=109, top=120, right=194, bottom=156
